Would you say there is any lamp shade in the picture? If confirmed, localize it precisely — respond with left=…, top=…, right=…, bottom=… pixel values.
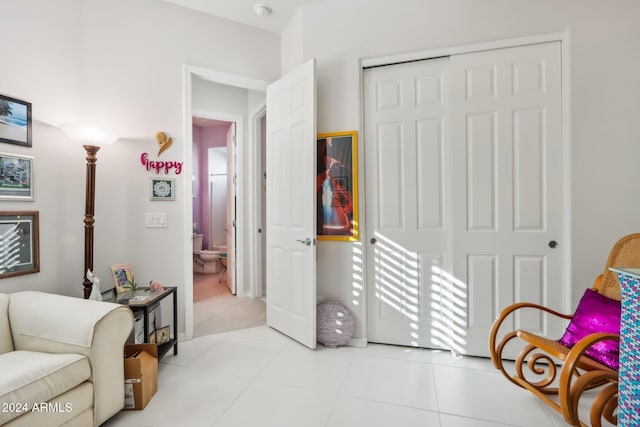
left=62, top=124, right=119, bottom=147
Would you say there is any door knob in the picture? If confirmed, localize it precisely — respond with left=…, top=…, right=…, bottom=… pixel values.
left=296, top=238, right=312, bottom=246
left=548, top=240, right=558, bottom=248
left=370, top=238, right=377, bottom=245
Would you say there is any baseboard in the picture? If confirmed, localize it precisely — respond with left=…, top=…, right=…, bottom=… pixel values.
left=347, top=337, right=367, bottom=348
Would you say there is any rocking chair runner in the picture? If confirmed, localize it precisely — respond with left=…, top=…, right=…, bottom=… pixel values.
left=489, top=233, right=640, bottom=427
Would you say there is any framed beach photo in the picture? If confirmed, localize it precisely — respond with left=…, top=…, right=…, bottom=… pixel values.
left=316, top=131, right=359, bottom=242
left=0, top=95, right=32, bottom=147
left=0, top=152, right=34, bottom=201
left=0, top=211, right=40, bottom=279
left=150, top=177, right=175, bottom=201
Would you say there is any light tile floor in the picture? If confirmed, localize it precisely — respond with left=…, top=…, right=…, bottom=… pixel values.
left=192, top=272, right=266, bottom=337
left=102, top=325, right=614, bottom=427
left=104, top=273, right=613, bottom=427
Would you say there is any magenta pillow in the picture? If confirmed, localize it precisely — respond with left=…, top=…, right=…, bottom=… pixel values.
left=557, top=288, right=621, bottom=370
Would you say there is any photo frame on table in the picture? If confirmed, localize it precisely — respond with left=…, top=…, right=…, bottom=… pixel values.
left=316, top=131, right=359, bottom=242
left=150, top=177, right=175, bottom=201
left=110, top=263, right=134, bottom=293
left=155, top=325, right=170, bottom=345
left=0, top=152, right=34, bottom=201
left=0, top=211, right=39, bottom=279
left=0, top=94, right=32, bottom=147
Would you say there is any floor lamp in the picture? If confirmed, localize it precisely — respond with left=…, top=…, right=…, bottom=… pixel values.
left=63, top=125, right=119, bottom=298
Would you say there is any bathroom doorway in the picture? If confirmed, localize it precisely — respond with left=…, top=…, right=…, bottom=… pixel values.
left=192, top=116, right=235, bottom=291
left=190, top=110, right=267, bottom=337
left=183, top=68, right=269, bottom=340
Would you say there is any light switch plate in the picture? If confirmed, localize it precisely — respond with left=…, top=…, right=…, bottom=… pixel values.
left=145, top=212, right=168, bottom=228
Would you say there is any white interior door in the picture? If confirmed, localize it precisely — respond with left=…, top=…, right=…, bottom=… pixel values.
left=364, top=57, right=453, bottom=349
left=208, top=146, right=227, bottom=247
left=266, top=59, right=317, bottom=349
left=450, top=42, right=563, bottom=356
left=226, top=123, right=236, bottom=294
left=364, top=42, right=563, bottom=357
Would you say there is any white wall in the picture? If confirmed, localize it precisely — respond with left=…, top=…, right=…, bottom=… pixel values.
left=282, top=0, right=640, bottom=340
left=281, top=8, right=304, bottom=75
left=0, top=1, right=279, bottom=334
left=0, top=0, right=87, bottom=296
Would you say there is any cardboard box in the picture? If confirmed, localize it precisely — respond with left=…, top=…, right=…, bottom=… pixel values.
left=123, top=344, right=158, bottom=410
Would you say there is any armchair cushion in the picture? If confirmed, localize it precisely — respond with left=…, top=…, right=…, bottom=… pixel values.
left=0, top=351, right=90, bottom=425
left=557, top=288, right=621, bottom=370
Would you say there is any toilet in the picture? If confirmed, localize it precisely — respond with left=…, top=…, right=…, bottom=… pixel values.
left=193, top=234, right=221, bottom=274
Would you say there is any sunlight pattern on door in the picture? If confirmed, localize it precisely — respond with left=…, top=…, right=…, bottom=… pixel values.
left=370, top=233, right=468, bottom=352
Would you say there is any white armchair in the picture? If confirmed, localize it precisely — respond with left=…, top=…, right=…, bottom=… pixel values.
left=0, top=291, right=134, bottom=427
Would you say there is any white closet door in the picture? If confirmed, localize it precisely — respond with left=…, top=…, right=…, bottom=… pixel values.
left=364, top=57, right=453, bottom=349
left=450, top=41, right=563, bottom=356
left=364, top=42, right=564, bottom=357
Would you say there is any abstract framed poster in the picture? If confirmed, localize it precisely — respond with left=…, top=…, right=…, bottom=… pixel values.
left=317, top=130, right=359, bottom=241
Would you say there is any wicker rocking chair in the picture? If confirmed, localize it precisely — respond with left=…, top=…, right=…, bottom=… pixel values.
left=489, top=233, right=640, bottom=426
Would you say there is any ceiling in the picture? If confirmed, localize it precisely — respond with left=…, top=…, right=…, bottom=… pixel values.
left=193, top=117, right=230, bottom=128
left=161, top=0, right=323, bottom=34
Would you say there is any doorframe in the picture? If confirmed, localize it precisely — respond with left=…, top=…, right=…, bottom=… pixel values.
left=359, top=31, right=573, bottom=340
left=249, top=104, right=267, bottom=298
left=182, top=65, right=269, bottom=339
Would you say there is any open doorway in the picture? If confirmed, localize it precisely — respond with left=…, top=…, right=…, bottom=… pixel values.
left=183, top=67, right=270, bottom=339
left=191, top=115, right=265, bottom=336
left=191, top=116, right=233, bottom=285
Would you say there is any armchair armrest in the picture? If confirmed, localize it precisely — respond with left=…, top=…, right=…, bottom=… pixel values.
left=559, top=332, right=619, bottom=426
left=8, top=291, right=134, bottom=426
left=489, top=301, right=574, bottom=388
left=490, top=302, right=573, bottom=364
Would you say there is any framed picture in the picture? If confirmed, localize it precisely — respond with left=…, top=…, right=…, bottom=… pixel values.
left=0, top=95, right=32, bottom=147
left=110, top=263, right=134, bottom=293
left=0, top=152, right=34, bottom=201
left=155, top=325, right=170, bottom=345
left=317, top=131, right=359, bottom=241
left=0, top=211, right=39, bottom=279
left=150, top=177, right=175, bottom=201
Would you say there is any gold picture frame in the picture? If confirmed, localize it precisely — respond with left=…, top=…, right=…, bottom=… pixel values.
left=110, top=263, right=134, bottom=294
left=155, top=325, right=170, bottom=345
left=316, top=131, right=359, bottom=242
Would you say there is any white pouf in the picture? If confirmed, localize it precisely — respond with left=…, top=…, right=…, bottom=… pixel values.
left=316, top=301, right=354, bottom=348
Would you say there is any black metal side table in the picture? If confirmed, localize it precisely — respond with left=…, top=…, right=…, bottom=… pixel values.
left=102, top=286, right=178, bottom=359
